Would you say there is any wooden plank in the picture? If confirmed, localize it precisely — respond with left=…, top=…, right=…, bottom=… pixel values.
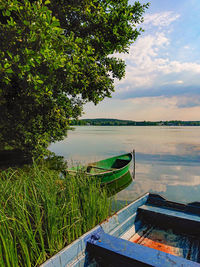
left=129, top=224, right=200, bottom=262
left=130, top=226, right=187, bottom=257
left=87, top=165, right=113, bottom=172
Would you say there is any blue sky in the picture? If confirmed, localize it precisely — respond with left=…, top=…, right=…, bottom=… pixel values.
left=83, top=0, right=200, bottom=121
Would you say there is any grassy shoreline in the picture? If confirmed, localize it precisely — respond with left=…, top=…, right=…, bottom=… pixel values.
left=0, top=163, right=111, bottom=266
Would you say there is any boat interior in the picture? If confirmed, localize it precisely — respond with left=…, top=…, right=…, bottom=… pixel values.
left=128, top=206, right=200, bottom=262
left=87, top=158, right=130, bottom=174
left=87, top=194, right=200, bottom=266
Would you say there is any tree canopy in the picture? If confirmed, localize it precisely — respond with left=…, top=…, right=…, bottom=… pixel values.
left=0, top=0, right=149, bottom=157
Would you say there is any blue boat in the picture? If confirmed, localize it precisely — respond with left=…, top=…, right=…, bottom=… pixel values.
left=40, top=193, right=200, bottom=266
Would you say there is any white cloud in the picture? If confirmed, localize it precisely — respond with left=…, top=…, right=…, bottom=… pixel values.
left=121, top=33, right=200, bottom=77
left=113, top=10, right=200, bottom=93
left=159, top=61, right=200, bottom=74
left=113, top=11, right=186, bottom=90
left=115, top=33, right=170, bottom=89
left=166, top=80, right=184, bottom=85
left=121, top=33, right=169, bottom=63
left=143, top=11, right=180, bottom=28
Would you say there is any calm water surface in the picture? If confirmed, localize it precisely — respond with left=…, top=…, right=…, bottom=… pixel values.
left=50, top=126, right=200, bottom=204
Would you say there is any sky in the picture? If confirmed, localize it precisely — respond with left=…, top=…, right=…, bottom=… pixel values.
left=83, top=0, right=200, bottom=121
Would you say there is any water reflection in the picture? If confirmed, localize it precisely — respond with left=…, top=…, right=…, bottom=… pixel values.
left=136, top=152, right=200, bottom=166
left=105, top=171, right=133, bottom=197
left=50, top=126, right=200, bottom=204
left=115, top=162, right=200, bottom=204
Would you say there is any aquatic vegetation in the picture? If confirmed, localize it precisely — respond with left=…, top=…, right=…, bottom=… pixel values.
left=0, top=163, right=111, bottom=266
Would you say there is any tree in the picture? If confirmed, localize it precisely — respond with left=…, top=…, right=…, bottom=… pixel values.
left=0, top=0, right=149, bottom=157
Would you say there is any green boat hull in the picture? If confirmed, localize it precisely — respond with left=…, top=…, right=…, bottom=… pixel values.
left=67, top=153, right=133, bottom=184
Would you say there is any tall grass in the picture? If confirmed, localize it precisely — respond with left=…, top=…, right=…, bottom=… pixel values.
left=0, top=163, right=111, bottom=266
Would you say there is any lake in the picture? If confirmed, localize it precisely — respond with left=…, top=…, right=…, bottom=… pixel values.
left=50, top=126, right=200, bottom=204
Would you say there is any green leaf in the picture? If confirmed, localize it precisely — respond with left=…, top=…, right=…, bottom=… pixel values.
left=5, top=68, right=13, bottom=74
left=7, top=52, right=13, bottom=59
left=23, top=20, right=29, bottom=26
left=4, top=63, right=11, bottom=69
left=5, top=10, right=11, bottom=16
left=37, top=80, right=44, bottom=84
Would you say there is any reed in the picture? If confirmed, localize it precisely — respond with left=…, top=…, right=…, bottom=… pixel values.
left=0, top=163, right=111, bottom=266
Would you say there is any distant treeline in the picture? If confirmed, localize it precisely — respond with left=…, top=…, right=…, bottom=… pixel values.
left=70, top=119, right=200, bottom=126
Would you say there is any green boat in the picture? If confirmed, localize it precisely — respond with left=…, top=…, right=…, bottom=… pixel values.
left=67, top=152, right=134, bottom=184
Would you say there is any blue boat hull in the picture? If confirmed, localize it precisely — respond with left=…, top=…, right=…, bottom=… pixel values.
left=40, top=193, right=200, bottom=267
